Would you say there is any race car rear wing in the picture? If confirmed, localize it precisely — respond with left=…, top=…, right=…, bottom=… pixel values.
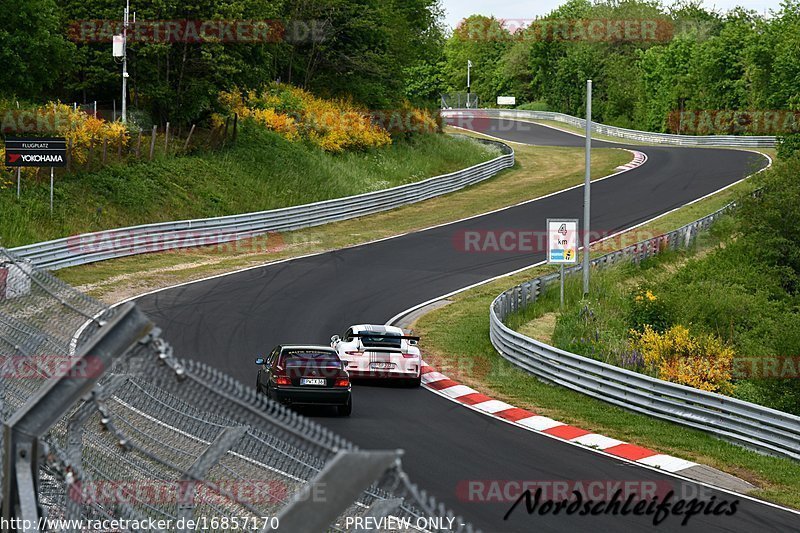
left=350, top=333, right=420, bottom=341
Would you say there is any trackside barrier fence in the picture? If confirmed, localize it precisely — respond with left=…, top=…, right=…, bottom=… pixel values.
left=0, top=248, right=478, bottom=532
left=489, top=203, right=800, bottom=461
left=442, top=109, right=777, bottom=148
left=8, top=138, right=513, bottom=271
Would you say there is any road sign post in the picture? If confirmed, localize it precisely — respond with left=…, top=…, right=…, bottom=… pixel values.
left=583, top=80, right=593, bottom=296
left=467, top=59, right=472, bottom=109
left=547, top=219, right=579, bottom=309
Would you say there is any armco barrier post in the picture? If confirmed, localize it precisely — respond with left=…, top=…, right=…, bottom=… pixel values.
left=1, top=303, right=152, bottom=530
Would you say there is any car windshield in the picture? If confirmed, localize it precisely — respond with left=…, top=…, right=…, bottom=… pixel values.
left=282, top=349, right=340, bottom=366
left=359, top=332, right=402, bottom=348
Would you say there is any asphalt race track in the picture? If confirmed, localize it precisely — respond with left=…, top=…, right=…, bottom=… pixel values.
left=136, top=119, right=798, bottom=532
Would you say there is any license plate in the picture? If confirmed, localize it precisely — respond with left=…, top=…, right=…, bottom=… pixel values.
left=301, top=378, right=326, bottom=386
left=370, top=362, right=395, bottom=370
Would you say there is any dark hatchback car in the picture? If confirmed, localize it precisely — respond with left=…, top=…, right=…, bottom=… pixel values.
left=256, top=345, right=352, bottom=416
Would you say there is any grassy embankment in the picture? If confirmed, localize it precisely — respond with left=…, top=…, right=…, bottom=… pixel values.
left=0, top=126, right=500, bottom=248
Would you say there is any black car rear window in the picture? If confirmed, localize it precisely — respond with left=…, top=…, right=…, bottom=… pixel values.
left=282, top=349, right=340, bottom=365
left=359, top=332, right=402, bottom=348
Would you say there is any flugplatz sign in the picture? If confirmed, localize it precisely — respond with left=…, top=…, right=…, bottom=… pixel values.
left=4, top=137, right=67, bottom=167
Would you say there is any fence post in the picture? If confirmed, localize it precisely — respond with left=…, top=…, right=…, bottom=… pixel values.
left=232, top=113, right=238, bottom=141
left=135, top=129, right=142, bottom=159
left=149, top=125, right=157, bottom=160
left=183, top=124, right=196, bottom=152
left=1, top=303, right=153, bottom=528
left=176, top=426, right=249, bottom=532
left=66, top=138, right=73, bottom=173
left=164, top=122, right=170, bottom=154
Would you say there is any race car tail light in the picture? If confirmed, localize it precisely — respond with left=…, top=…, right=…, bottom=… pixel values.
left=275, top=376, right=291, bottom=386
left=345, top=351, right=364, bottom=356
left=401, top=352, right=419, bottom=358
left=334, top=378, right=350, bottom=387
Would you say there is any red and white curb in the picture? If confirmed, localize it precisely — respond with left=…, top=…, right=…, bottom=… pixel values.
left=616, top=150, right=647, bottom=171
left=419, top=362, right=698, bottom=474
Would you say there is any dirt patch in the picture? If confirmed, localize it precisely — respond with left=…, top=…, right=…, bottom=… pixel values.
left=517, top=312, right=557, bottom=344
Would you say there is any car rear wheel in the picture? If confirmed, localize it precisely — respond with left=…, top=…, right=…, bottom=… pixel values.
left=337, top=396, right=352, bottom=417
left=406, top=375, right=421, bottom=388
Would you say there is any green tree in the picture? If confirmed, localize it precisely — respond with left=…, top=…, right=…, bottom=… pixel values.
left=443, top=15, right=511, bottom=104
left=0, top=0, right=73, bottom=99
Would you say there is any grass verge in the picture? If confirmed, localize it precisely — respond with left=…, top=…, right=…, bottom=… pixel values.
left=412, top=176, right=800, bottom=510
left=55, top=137, right=631, bottom=302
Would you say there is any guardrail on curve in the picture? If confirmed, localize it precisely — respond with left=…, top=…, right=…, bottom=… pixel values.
left=442, top=109, right=777, bottom=148
left=488, top=204, right=800, bottom=461
left=9, top=137, right=514, bottom=271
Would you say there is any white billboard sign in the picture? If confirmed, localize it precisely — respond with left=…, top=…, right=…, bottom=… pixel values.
left=547, top=219, right=579, bottom=264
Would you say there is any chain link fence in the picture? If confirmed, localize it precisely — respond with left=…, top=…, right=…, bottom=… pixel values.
left=0, top=248, right=478, bottom=532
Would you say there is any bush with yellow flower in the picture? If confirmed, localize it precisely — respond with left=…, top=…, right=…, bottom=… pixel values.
left=629, top=324, right=734, bottom=393
left=627, top=285, right=672, bottom=333
left=218, top=84, right=440, bottom=153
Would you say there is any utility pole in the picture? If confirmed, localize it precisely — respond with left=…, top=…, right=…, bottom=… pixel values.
left=466, top=60, right=472, bottom=109
left=122, top=0, right=130, bottom=123
left=582, top=80, right=592, bottom=296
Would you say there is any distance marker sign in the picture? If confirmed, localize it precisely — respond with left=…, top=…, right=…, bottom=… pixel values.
left=547, top=218, right=579, bottom=264
left=4, top=137, right=67, bottom=167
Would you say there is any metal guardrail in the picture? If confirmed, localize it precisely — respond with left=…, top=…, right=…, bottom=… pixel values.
left=0, top=247, right=478, bottom=531
left=8, top=138, right=513, bottom=271
left=442, top=109, right=778, bottom=148
left=488, top=204, right=800, bottom=461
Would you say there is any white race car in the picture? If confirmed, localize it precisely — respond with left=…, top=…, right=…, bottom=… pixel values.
left=331, top=325, right=422, bottom=387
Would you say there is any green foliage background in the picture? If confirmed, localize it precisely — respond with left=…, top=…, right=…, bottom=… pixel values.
left=0, top=0, right=446, bottom=122
left=442, top=0, right=800, bottom=133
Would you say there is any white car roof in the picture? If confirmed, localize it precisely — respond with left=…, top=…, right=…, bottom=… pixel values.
left=350, top=324, right=404, bottom=335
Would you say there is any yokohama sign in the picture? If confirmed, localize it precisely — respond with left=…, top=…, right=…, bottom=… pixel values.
left=4, top=137, right=67, bottom=167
